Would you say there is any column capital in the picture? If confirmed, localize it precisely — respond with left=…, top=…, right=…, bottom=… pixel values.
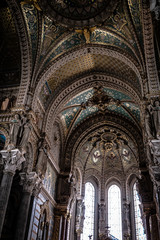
left=20, top=172, right=42, bottom=194
left=0, top=148, right=25, bottom=174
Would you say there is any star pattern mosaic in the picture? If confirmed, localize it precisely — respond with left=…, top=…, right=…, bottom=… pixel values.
left=60, top=88, right=140, bottom=130
left=45, top=54, right=140, bottom=100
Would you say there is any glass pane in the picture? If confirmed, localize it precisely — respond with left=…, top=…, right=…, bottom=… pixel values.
left=108, top=185, right=122, bottom=240
left=81, top=182, right=95, bottom=240
left=133, top=183, right=146, bottom=240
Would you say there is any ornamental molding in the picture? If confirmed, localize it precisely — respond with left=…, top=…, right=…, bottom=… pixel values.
left=6, top=0, right=32, bottom=106
left=142, top=1, right=160, bottom=93
left=42, top=74, right=141, bottom=139
left=32, top=45, right=144, bottom=111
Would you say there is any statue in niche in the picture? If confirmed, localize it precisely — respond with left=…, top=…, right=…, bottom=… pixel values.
left=36, top=134, right=48, bottom=179
left=19, top=117, right=32, bottom=149
left=147, top=99, right=160, bottom=139
left=152, top=100, right=160, bottom=139
left=145, top=103, right=154, bottom=140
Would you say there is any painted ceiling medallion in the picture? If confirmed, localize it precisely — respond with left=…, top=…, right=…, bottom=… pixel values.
left=40, top=0, right=120, bottom=28
left=101, top=132, right=117, bottom=142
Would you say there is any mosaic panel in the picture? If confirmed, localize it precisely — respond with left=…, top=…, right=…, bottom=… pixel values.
left=46, top=54, right=140, bottom=94
left=21, top=4, right=38, bottom=63
left=43, top=162, right=57, bottom=198
left=128, top=0, right=143, bottom=47
left=60, top=88, right=140, bottom=129
left=42, top=28, right=137, bottom=71
left=76, top=126, right=138, bottom=173
left=40, top=17, right=68, bottom=58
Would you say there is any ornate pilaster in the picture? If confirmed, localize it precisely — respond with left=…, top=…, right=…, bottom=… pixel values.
left=0, top=148, right=25, bottom=237
left=98, top=202, right=106, bottom=237
left=76, top=199, right=85, bottom=239
left=14, top=172, right=42, bottom=240
left=122, top=201, right=131, bottom=239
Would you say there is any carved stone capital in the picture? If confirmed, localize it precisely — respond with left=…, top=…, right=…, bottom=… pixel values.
left=20, top=172, right=41, bottom=193
left=0, top=148, right=25, bottom=174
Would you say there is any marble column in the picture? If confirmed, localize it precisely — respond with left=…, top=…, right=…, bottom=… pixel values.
left=14, top=172, right=41, bottom=240
left=149, top=213, right=159, bottom=240
left=98, top=202, right=106, bottom=237
left=0, top=148, right=25, bottom=237
left=122, top=201, right=131, bottom=239
left=143, top=210, right=151, bottom=240
left=52, top=213, right=61, bottom=240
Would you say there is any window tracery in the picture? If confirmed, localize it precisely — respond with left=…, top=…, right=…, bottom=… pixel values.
left=108, top=184, right=122, bottom=240
left=81, top=182, right=95, bottom=240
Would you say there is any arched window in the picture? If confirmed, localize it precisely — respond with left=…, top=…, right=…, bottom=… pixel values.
left=108, top=184, right=122, bottom=240
left=81, top=182, right=95, bottom=240
left=133, top=183, right=146, bottom=240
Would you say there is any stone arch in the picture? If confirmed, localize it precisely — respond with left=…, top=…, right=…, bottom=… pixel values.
left=6, top=0, right=31, bottom=106
left=42, top=74, right=142, bottom=139
left=32, top=45, right=144, bottom=112
left=64, top=113, right=144, bottom=174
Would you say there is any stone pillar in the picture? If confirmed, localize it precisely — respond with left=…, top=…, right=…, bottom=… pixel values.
left=149, top=213, right=159, bottom=240
left=98, top=202, right=106, bottom=237
left=52, top=213, right=61, bottom=240
left=146, top=214, right=151, bottom=240
left=75, top=199, right=85, bottom=240
left=122, top=201, right=131, bottom=239
left=14, top=172, right=41, bottom=240
left=142, top=206, right=153, bottom=240
left=0, top=148, right=25, bottom=237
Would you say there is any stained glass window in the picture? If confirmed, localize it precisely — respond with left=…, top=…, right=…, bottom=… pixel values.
left=108, top=185, right=122, bottom=240
left=81, top=182, right=95, bottom=240
left=133, top=183, right=146, bottom=240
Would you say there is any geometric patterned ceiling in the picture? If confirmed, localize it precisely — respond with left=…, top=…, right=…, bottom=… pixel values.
left=39, top=54, right=141, bottom=108
left=60, top=87, right=140, bottom=131
left=47, top=54, right=140, bottom=93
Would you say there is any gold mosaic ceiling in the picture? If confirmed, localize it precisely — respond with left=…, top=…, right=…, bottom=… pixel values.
left=47, top=53, right=140, bottom=93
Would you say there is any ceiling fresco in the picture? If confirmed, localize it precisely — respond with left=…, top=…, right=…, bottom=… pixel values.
left=0, top=0, right=21, bottom=87
left=76, top=126, right=138, bottom=174
left=38, top=53, right=141, bottom=108
left=59, top=87, right=140, bottom=131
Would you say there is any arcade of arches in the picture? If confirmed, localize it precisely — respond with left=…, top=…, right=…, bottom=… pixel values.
left=0, top=0, right=160, bottom=239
